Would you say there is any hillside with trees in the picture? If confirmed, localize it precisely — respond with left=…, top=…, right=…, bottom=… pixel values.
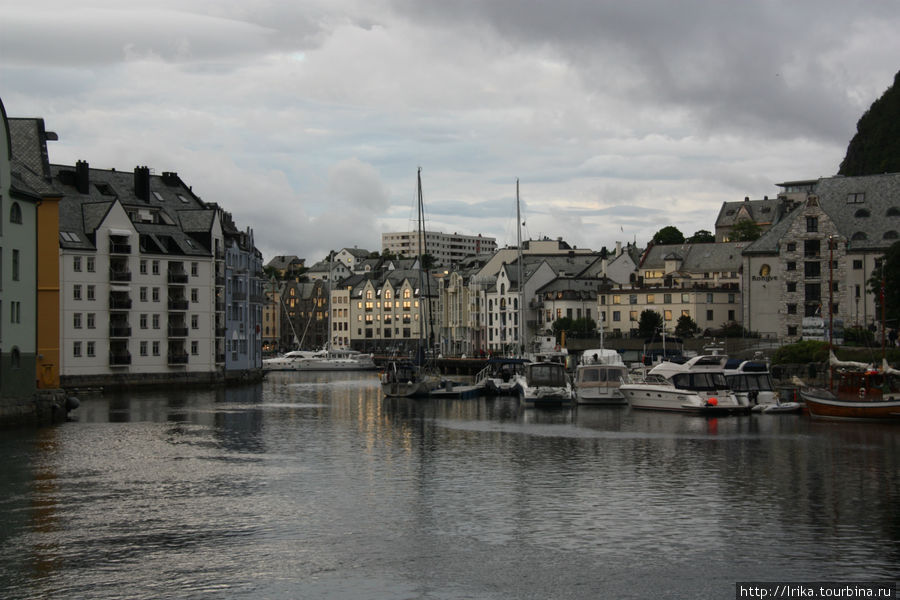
left=838, top=70, right=900, bottom=176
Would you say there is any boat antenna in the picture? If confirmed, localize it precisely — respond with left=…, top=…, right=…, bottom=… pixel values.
left=829, top=235, right=834, bottom=391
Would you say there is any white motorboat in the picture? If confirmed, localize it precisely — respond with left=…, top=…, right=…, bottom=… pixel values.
left=574, top=349, right=628, bottom=405
left=723, top=359, right=779, bottom=407
left=473, top=358, right=527, bottom=395
left=262, top=349, right=319, bottom=371
left=519, top=361, right=574, bottom=407
left=619, top=355, right=750, bottom=414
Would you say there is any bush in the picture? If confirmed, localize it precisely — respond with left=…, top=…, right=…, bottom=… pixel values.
left=772, top=340, right=830, bottom=365
left=843, top=326, right=875, bottom=346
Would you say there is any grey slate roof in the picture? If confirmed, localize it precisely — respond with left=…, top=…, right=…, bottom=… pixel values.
left=714, top=197, right=782, bottom=228
left=51, top=163, right=215, bottom=255
left=745, top=173, right=900, bottom=254
left=641, top=242, right=746, bottom=272
left=7, top=118, right=60, bottom=198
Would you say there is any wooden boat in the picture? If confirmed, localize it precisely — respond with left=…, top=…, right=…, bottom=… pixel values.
left=800, top=353, right=900, bottom=421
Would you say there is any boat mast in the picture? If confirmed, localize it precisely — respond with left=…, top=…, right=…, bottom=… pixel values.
left=416, top=167, right=432, bottom=363
left=327, top=251, right=334, bottom=353
left=516, top=179, right=525, bottom=356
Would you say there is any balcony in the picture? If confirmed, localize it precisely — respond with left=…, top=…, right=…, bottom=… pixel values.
left=109, top=295, right=133, bottom=310
left=109, top=268, right=132, bottom=282
left=168, top=326, right=189, bottom=337
left=167, top=272, right=188, bottom=284
left=109, top=242, right=131, bottom=254
left=168, top=352, right=189, bottom=365
left=109, top=325, right=132, bottom=337
left=109, top=352, right=132, bottom=366
left=168, top=299, right=189, bottom=311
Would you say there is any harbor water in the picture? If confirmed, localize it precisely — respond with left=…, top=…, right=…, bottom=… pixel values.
left=1, top=371, right=898, bottom=599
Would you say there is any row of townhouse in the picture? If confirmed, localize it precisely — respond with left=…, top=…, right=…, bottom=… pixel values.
left=261, top=173, right=900, bottom=357
left=1, top=100, right=263, bottom=397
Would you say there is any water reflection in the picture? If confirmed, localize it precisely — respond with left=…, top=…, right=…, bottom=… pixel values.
left=1, top=372, right=898, bottom=599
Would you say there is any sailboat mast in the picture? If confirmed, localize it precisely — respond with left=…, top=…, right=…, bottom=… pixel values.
left=517, top=179, right=525, bottom=355
left=416, top=168, right=432, bottom=358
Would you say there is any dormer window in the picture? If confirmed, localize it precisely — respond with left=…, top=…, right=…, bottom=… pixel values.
left=95, top=182, right=115, bottom=196
left=854, top=209, right=871, bottom=218
left=847, top=193, right=865, bottom=204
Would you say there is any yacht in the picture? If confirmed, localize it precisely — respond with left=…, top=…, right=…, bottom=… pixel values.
left=619, top=354, right=750, bottom=414
left=574, top=349, right=628, bottom=405
left=263, top=348, right=375, bottom=371
left=722, top=358, right=795, bottom=412
left=519, top=361, right=574, bottom=407
left=474, top=358, right=527, bottom=395
left=262, top=349, right=319, bottom=371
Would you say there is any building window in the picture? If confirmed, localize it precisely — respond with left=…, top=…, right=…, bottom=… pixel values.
left=787, top=304, right=797, bottom=314
left=86, top=341, right=95, bottom=357
left=152, top=314, right=160, bottom=329
left=786, top=242, right=796, bottom=252
left=74, top=256, right=82, bottom=272
left=788, top=325, right=798, bottom=336
left=87, top=257, right=95, bottom=272
left=191, top=341, right=199, bottom=355
left=152, top=287, right=160, bottom=302
left=87, top=285, right=95, bottom=301
left=191, top=288, right=199, bottom=303
left=727, top=310, right=735, bottom=321
left=191, top=262, right=198, bottom=276
left=847, top=193, right=865, bottom=204
left=853, top=260, right=863, bottom=270
left=786, top=262, right=796, bottom=271
left=140, top=314, right=148, bottom=329
left=629, top=311, right=638, bottom=322
left=647, top=294, right=655, bottom=304
left=706, top=293, right=714, bottom=304
left=664, top=310, right=672, bottom=321
left=140, top=287, right=148, bottom=302
left=87, top=313, right=95, bottom=329
left=787, top=282, right=797, bottom=293
left=73, top=285, right=82, bottom=300
left=152, top=260, right=160, bottom=275
left=73, top=341, right=82, bottom=357
left=806, top=216, right=818, bottom=232
left=612, top=311, right=621, bottom=322
left=804, top=262, right=820, bottom=278
left=12, top=249, right=19, bottom=281
left=140, top=260, right=147, bottom=274
left=706, top=310, right=714, bottom=321
left=629, top=294, right=637, bottom=305
left=140, top=341, right=148, bottom=356
left=664, top=294, right=672, bottom=304
left=191, top=314, right=199, bottom=329
left=152, top=341, right=160, bottom=356
left=73, top=313, right=82, bottom=329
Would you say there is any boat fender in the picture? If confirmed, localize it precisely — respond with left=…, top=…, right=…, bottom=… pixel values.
left=859, top=387, right=866, bottom=399
left=706, top=397, right=718, bottom=407
left=66, top=395, right=80, bottom=411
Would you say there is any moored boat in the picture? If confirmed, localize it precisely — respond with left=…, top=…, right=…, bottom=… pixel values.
left=381, top=359, right=442, bottom=398
left=620, top=354, right=750, bottom=414
left=519, top=361, right=574, bottom=407
left=574, top=349, right=628, bottom=405
left=799, top=352, right=900, bottom=421
left=474, top=358, right=527, bottom=395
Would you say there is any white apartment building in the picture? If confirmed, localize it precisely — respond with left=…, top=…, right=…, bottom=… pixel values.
left=54, top=162, right=232, bottom=386
left=382, top=230, right=497, bottom=266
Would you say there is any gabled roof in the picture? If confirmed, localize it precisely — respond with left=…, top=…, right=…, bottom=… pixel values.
left=745, top=173, right=900, bottom=254
left=641, top=242, right=745, bottom=272
left=715, top=197, right=782, bottom=228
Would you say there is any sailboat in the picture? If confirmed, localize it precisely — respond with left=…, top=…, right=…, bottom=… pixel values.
left=511, top=179, right=574, bottom=406
left=381, top=168, right=442, bottom=397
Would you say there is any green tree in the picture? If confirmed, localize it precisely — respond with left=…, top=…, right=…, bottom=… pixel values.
left=839, top=70, right=900, bottom=176
left=729, top=219, right=762, bottom=242
left=867, top=240, right=900, bottom=328
left=686, top=229, right=715, bottom=243
left=772, top=340, right=829, bottom=365
left=674, top=314, right=698, bottom=338
left=637, top=309, right=663, bottom=338
left=651, top=226, right=685, bottom=245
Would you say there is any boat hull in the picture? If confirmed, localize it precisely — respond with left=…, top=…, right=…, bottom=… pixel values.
left=620, top=385, right=749, bottom=414
left=800, top=389, right=900, bottom=421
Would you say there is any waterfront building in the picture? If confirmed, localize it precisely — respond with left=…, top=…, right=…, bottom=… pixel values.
left=714, top=196, right=793, bottom=242
left=277, top=280, right=328, bottom=351
left=221, top=213, right=264, bottom=377
left=382, top=230, right=497, bottom=266
left=534, top=276, right=609, bottom=335
left=265, top=255, right=304, bottom=279
left=7, top=115, right=64, bottom=390
left=52, top=163, right=224, bottom=386
left=262, top=277, right=281, bottom=354
left=339, top=269, right=439, bottom=354
left=0, top=101, right=41, bottom=400
left=598, top=242, right=744, bottom=337
left=742, top=174, right=900, bottom=341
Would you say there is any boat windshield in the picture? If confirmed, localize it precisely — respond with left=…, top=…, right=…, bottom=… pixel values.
left=725, top=373, right=774, bottom=392
left=671, top=372, right=727, bottom=391
left=527, top=364, right=568, bottom=387
left=580, top=366, right=627, bottom=383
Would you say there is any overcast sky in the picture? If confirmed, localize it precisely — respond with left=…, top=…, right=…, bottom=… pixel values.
left=2, top=1, right=898, bottom=263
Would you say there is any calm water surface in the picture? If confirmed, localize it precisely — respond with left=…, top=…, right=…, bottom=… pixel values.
left=1, top=371, right=898, bottom=599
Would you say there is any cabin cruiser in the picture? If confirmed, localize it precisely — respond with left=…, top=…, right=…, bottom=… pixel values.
left=574, top=349, right=628, bottom=405
left=619, top=354, right=750, bottom=414
left=519, top=361, right=574, bottom=407
left=381, top=360, right=442, bottom=398
left=474, top=358, right=527, bottom=395
left=263, top=348, right=376, bottom=371
left=722, top=358, right=797, bottom=412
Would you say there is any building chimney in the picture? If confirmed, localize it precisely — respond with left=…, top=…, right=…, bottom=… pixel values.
left=75, top=160, right=90, bottom=194
left=615, top=241, right=622, bottom=257
left=134, top=165, right=151, bottom=202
